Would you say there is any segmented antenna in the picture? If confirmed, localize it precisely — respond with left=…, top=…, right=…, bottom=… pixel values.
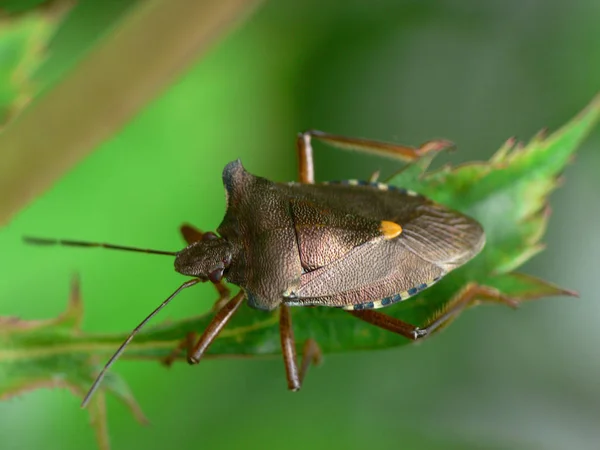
left=81, top=278, right=201, bottom=408
left=23, top=236, right=178, bottom=256
left=24, top=235, right=193, bottom=405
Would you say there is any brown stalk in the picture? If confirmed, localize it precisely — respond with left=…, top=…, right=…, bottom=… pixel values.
left=0, top=0, right=262, bottom=225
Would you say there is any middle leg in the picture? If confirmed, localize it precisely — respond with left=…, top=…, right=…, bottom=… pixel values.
left=279, top=304, right=323, bottom=391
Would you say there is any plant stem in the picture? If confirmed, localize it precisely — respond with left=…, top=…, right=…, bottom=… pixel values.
left=0, top=0, right=262, bottom=225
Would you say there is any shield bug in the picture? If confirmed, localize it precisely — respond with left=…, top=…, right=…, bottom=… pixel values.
left=25, top=130, right=507, bottom=407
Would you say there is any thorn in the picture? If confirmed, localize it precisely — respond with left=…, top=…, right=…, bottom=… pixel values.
left=368, top=170, right=380, bottom=183
left=533, top=127, right=548, bottom=142
left=417, top=139, right=456, bottom=156
left=505, top=136, right=517, bottom=147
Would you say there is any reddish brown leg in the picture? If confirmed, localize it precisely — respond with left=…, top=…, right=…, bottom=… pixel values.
left=162, top=332, right=196, bottom=367
left=348, top=283, right=518, bottom=340
left=180, top=224, right=205, bottom=244
left=161, top=224, right=234, bottom=367
left=346, top=308, right=421, bottom=340
left=161, top=273, right=232, bottom=366
left=298, top=338, right=323, bottom=385
left=296, top=129, right=455, bottom=184
left=188, top=290, right=246, bottom=364
left=280, top=305, right=323, bottom=391
left=162, top=292, right=244, bottom=367
left=162, top=287, right=242, bottom=367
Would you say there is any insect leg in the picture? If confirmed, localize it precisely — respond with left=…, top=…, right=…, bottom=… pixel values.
left=296, top=129, right=455, bottom=183
left=418, top=283, right=518, bottom=336
left=161, top=224, right=236, bottom=367
left=279, top=305, right=322, bottom=391
left=187, top=290, right=246, bottom=364
left=180, top=223, right=204, bottom=244
left=163, top=289, right=244, bottom=367
left=162, top=332, right=196, bottom=367
left=296, top=133, right=315, bottom=183
left=161, top=275, right=233, bottom=366
left=347, top=309, right=422, bottom=340
left=348, top=283, right=518, bottom=340
left=298, top=338, right=323, bottom=386
left=280, top=304, right=300, bottom=389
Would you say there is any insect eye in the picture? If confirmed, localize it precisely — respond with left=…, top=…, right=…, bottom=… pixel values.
left=208, top=267, right=224, bottom=283
left=202, top=232, right=218, bottom=241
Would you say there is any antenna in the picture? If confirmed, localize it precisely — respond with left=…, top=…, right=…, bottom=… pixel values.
left=81, top=278, right=201, bottom=408
left=23, top=236, right=178, bottom=256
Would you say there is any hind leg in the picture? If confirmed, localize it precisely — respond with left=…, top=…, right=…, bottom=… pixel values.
left=347, top=283, right=518, bottom=340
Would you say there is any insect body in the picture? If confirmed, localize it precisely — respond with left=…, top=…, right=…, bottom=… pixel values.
left=26, top=130, right=492, bottom=405
left=178, top=160, right=484, bottom=313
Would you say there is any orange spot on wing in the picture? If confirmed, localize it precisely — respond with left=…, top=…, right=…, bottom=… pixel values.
left=380, top=220, right=403, bottom=239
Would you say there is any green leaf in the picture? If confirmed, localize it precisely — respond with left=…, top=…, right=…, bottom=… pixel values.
left=0, top=276, right=146, bottom=450
left=1, top=94, right=599, bottom=445
left=0, top=3, right=70, bottom=127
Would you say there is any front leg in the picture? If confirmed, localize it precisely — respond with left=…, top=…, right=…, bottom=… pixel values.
left=162, top=290, right=245, bottom=367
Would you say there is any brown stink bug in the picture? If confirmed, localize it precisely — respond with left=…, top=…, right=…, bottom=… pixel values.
left=25, top=130, right=505, bottom=406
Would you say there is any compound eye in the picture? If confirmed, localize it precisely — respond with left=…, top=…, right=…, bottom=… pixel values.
left=202, top=232, right=219, bottom=241
left=208, top=267, right=224, bottom=283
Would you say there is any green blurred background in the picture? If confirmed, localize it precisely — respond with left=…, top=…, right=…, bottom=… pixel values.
left=1, top=1, right=600, bottom=449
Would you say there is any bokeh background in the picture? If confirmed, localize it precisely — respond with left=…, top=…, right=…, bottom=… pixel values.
left=1, top=1, right=600, bottom=449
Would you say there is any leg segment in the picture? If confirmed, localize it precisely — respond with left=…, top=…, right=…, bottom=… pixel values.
left=162, top=290, right=245, bottom=367
left=296, top=129, right=455, bottom=184
left=298, top=338, right=323, bottom=385
left=162, top=332, right=196, bottom=367
left=180, top=224, right=204, bottom=244
left=187, top=290, right=246, bottom=364
left=347, top=308, right=421, bottom=340
left=162, top=225, right=236, bottom=367
left=348, top=283, right=518, bottom=341
left=279, top=305, right=323, bottom=391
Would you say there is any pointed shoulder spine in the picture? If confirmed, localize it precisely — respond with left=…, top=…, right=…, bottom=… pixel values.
left=222, top=159, right=249, bottom=193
